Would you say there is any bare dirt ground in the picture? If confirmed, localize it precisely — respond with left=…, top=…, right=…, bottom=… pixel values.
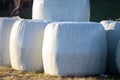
left=0, top=66, right=120, bottom=80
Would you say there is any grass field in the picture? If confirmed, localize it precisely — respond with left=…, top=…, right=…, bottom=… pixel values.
left=0, top=66, right=120, bottom=80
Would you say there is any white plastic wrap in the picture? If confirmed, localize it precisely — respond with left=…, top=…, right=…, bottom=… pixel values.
left=0, top=18, right=16, bottom=66
left=116, top=41, right=120, bottom=73
left=42, top=22, right=107, bottom=76
left=10, top=19, right=48, bottom=72
left=100, top=20, right=120, bottom=73
left=32, top=0, right=90, bottom=21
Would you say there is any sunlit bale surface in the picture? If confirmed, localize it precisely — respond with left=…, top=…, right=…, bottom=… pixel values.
left=10, top=19, right=48, bottom=72
left=32, top=0, right=90, bottom=21
left=42, top=22, right=107, bottom=76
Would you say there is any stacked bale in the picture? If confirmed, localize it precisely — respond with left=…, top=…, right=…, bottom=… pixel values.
left=42, top=22, right=107, bottom=76
left=0, top=17, right=16, bottom=66
left=32, top=0, right=90, bottom=21
left=10, top=19, right=48, bottom=72
left=100, top=20, right=120, bottom=74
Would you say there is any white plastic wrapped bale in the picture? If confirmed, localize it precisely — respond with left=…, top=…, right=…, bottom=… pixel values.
left=116, top=41, right=120, bottom=73
left=32, top=0, right=90, bottom=21
left=100, top=20, right=120, bottom=74
left=0, top=17, right=16, bottom=66
left=10, top=19, right=48, bottom=72
left=42, top=22, right=107, bottom=77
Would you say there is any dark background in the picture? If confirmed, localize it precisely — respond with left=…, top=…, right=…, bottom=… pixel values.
left=90, top=0, right=120, bottom=22
left=0, top=0, right=120, bottom=22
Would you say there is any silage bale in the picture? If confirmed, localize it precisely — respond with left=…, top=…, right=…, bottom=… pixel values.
left=10, top=19, right=48, bottom=72
left=42, top=22, right=107, bottom=77
left=0, top=17, right=17, bottom=66
left=32, top=0, right=90, bottom=21
left=116, top=41, right=120, bottom=73
left=100, top=20, right=120, bottom=74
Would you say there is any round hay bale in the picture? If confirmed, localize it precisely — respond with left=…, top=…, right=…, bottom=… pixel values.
left=42, top=22, right=107, bottom=76
left=32, top=0, right=90, bottom=21
left=100, top=20, right=120, bottom=74
left=0, top=17, right=17, bottom=66
left=10, top=19, right=48, bottom=72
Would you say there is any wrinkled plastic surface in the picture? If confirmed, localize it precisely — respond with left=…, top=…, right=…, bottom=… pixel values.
left=0, top=18, right=16, bottom=66
left=42, top=22, right=107, bottom=76
left=32, top=0, right=90, bottom=21
left=10, top=19, right=48, bottom=72
left=100, top=20, right=120, bottom=74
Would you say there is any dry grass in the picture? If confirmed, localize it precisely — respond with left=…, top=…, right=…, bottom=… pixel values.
left=0, top=66, right=120, bottom=80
